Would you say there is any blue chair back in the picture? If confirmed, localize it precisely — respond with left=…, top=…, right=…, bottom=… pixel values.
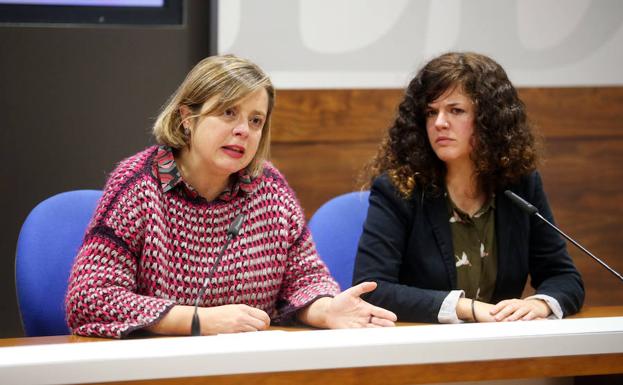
left=308, top=191, right=370, bottom=290
left=16, top=190, right=102, bottom=336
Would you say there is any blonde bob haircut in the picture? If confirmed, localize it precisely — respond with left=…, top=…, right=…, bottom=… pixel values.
left=153, top=54, right=275, bottom=177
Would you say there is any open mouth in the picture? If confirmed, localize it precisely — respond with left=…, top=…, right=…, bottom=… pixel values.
left=222, top=145, right=245, bottom=154
left=222, top=145, right=245, bottom=159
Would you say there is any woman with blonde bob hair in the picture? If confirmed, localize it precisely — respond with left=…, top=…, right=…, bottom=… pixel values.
left=66, top=54, right=396, bottom=338
left=153, top=55, right=273, bottom=178
left=353, top=52, right=584, bottom=324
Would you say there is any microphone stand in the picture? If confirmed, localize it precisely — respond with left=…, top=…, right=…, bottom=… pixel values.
left=190, top=214, right=244, bottom=336
left=504, top=190, right=623, bottom=283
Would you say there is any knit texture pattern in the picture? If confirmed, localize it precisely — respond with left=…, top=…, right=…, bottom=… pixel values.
left=66, top=146, right=339, bottom=338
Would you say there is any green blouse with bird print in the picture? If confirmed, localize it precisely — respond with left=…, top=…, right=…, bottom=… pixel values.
left=447, top=194, right=497, bottom=302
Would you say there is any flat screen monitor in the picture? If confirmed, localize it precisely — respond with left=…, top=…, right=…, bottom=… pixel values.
left=0, top=0, right=183, bottom=25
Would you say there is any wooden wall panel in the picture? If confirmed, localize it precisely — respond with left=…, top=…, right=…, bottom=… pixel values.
left=270, top=87, right=623, bottom=306
left=519, top=87, right=623, bottom=138
left=271, top=89, right=402, bottom=142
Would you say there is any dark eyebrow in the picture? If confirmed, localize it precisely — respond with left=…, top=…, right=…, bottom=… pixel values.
left=446, top=101, right=465, bottom=106
left=428, top=101, right=465, bottom=108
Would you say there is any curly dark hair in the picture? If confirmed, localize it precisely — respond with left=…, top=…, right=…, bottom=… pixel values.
left=363, top=52, right=539, bottom=198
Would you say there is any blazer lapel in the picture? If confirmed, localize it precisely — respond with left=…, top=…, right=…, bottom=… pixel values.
left=493, top=191, right=519, bottom=298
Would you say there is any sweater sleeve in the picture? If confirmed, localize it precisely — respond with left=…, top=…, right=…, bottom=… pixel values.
left=65, top=161, right=175, bottom=338
left=269, top=171, right=340, bottom=324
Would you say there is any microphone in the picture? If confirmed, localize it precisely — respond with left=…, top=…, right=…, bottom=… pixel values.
left=190, top=214, right=244, bottom=336
left=504, top=190, right=623, bottom=283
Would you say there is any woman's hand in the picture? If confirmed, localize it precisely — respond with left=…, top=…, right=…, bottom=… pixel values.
left=146, top=304, right=270, bottom=336
left=298, top=282, right=397, bottom=329
left=490, top=298, right=551, bottom=321
left=458, top=298, right=550, bottom=322
left=457, top=298, right=496, bottom=322
left=199, top=304, right=271, bottom=334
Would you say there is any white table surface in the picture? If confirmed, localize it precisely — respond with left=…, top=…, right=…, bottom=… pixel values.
left=1, top=316, right=622, bottom=385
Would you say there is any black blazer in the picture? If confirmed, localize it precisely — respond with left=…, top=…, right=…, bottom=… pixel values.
left=353, top=171, right=584, bottom=323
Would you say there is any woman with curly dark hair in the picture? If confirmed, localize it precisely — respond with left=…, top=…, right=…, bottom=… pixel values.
left=353, top=52, right=584, bottom=323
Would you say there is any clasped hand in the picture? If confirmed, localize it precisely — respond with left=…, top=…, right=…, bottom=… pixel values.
left=470, top=298, right=551, bottom=322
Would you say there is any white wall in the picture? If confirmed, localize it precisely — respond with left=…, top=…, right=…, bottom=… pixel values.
left=218, top=0, right=623, bottom=89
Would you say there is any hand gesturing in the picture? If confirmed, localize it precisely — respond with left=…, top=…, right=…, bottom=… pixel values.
left=325, top=282, right=397, bottom=328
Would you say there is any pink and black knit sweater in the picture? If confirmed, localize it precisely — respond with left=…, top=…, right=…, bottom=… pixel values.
left=66, top=146, right=339, bottom=338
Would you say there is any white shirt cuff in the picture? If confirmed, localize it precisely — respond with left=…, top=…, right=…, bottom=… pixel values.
left=438, top=290, right=465, bottom=324
left=525, top=294, right=563, bottom=319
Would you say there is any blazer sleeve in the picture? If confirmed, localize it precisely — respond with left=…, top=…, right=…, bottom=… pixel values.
left=353, top=175, right=450, bottom=323
left=527, top=171, right=585, bottom=316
